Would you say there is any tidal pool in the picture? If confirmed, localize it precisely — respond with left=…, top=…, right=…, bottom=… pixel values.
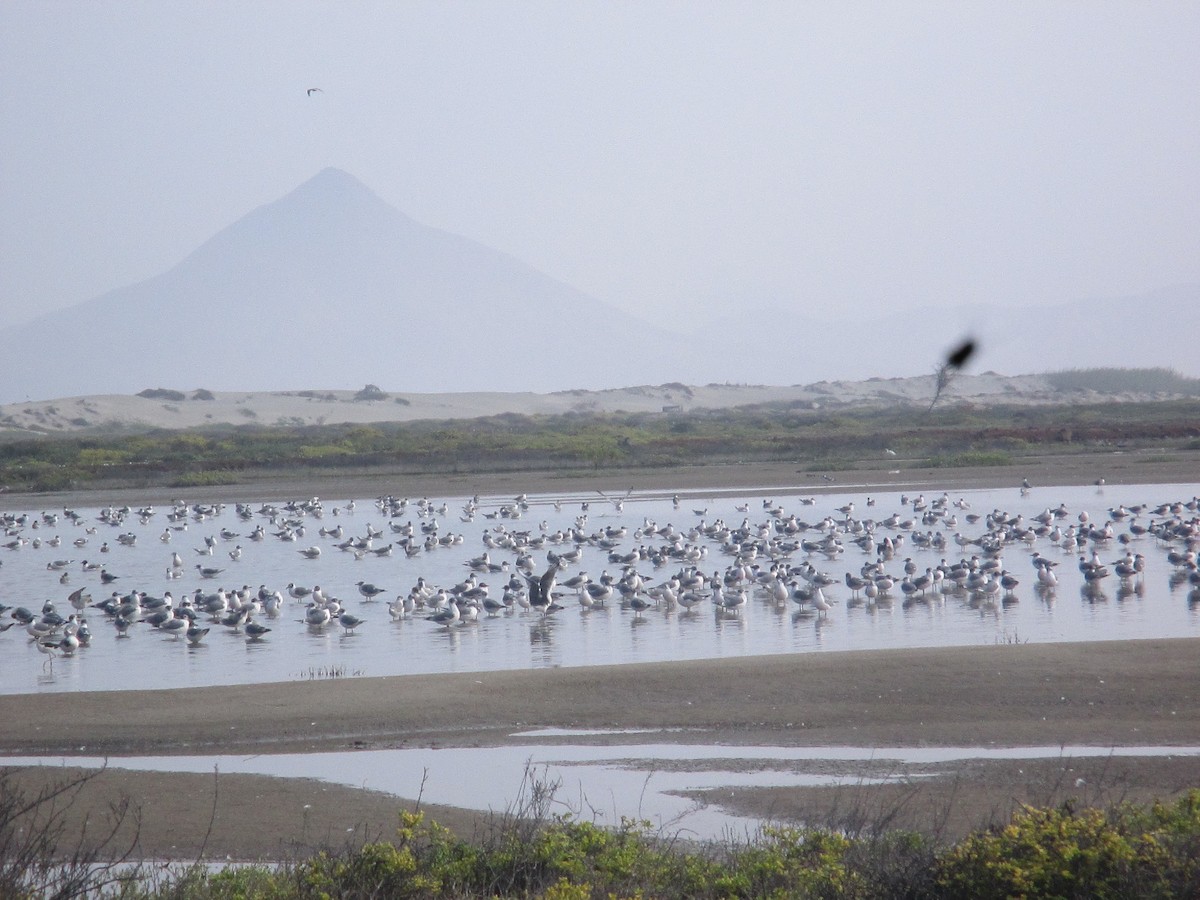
left=3, top=480, right=1199, bottom=695
left=7, top=742, right=1199, bottom=842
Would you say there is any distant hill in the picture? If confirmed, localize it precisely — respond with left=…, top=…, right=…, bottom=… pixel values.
left=0, top=168, right=687, bottom=404
left=1, top=167, right=1195, bottom=404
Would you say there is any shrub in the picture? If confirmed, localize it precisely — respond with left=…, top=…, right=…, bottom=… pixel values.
left=354, top=384, right=389, bottom=401
left=935, top=793, right=1200, bottom=899
left=137, top=388, right=187, bottom=401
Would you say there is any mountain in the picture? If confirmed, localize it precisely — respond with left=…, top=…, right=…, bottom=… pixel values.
left=3, top=168, right=1195, bottom=404
left=0, top=169, right=691, bottom=404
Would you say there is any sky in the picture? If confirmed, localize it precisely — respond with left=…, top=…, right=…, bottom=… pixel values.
left=2, top=2, right=1198, bottom=333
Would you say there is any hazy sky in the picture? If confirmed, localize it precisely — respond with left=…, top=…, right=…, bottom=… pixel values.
left=2, top=2, right=1198, bottom=332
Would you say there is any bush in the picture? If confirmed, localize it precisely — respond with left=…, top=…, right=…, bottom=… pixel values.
left=354, top=384, right=389, bottom=401
left=936, top=793, right=1200, bottom=899
left=136, top=388, right=187, bottom=401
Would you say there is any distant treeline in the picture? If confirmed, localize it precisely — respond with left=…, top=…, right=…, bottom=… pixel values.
left=1045, top=367, right=1200, bottom=395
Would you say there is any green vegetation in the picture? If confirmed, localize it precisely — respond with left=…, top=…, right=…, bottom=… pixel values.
left=1, top=397, right=1199, bottom=493
left=135, top=388, right=188, bottom=402
left=6, top=767, right=1200, bottom=899
left=923, top=451, right=1014, bottom=468
left=1045, top=367, right=1200, bottom=396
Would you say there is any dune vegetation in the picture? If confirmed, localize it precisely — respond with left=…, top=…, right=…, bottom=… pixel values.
left=0, top=395, right=1198, bottom=494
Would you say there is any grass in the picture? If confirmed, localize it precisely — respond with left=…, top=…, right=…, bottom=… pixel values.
left=2, top=396, right=1199, bottom=493
left=923, top=451, right=1014, bottom=469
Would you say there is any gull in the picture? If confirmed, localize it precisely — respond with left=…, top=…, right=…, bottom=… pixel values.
left=160, top=616, right=188, bottom=639
left=186, top=624, right=209, bottom=646
left=427, top=601, right=460, bottom=628
left=582, top=581, right=614, bottom=608
left=337, top=611, right=366, bottom=633
left=481, top=596, right=506, bottom=617
left=596, top=487, right=632, bottom=512
left=68, top=587, right=91, bottom=612
left=356, top=581, right=386, bottom=601
left=524, top=561, right=562, bottom=616
left=719, top=588, right=748, bottom=615
left=287, top=583, right=313, bottom=601
left=244, top=618, right=271, bottom=641
left=812, top=586, right=833, bottom=617
left=628, top=595, right=652, bottom=617
left=1000, top=571, right=1021, bottom=595
left=195, top=564, right=225, bottom=579
left=306, top=87, right=323, bottom=96
left=298, top=546, right=322, bottom=559
left=304, top=604, right=332, bottom=628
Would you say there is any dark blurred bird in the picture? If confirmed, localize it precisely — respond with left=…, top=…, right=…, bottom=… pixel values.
left=306, top=87, right=323, bottom=96
left=946, top=338, right=976, bottom=369
left=930, top=337, right=977, bottom=410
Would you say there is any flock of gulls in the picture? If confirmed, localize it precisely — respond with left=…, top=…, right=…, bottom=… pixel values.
left=3, top=480, right=1200, bottom=678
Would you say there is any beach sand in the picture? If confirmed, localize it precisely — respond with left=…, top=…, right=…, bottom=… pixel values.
left=3, top=455, right=1199, bottom=859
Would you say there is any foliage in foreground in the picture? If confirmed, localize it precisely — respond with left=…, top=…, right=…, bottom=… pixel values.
left=6, top=766, right=1200, bottom=899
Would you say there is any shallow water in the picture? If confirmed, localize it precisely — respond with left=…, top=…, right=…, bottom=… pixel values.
left=3, top=480, right=1199, bottom=695
left=7, top=741, right=1199, bottom=842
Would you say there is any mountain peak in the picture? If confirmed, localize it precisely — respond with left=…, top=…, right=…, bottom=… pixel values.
left=298, top=166, right=374, bottom=196
left=270, top=166, right=397, bottom=221
left=0, top=169, right=683, bottom=402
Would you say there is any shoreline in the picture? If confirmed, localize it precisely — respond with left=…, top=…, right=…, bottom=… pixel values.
left=4, top=635, right=1199, bottom=858
left=3, top=457, right=1199, bottom=859
left=3, top=637, right=1198, bottom=757
left=6, top=448, right=1200, bottom=510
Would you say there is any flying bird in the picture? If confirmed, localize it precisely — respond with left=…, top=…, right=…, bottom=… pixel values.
left=946, top=338, right=976, bottom=369
left=306, top=87, right=323, bottom=96
left=929, top=337, right=977, bottom=410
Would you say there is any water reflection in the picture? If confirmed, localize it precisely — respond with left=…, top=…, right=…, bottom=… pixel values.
left=3, top=481, right=1200, bottom=695
left=7, top=741, right=1200, bottom=842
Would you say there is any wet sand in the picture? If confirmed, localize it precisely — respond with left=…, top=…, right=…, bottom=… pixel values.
left=3, top=454, right=1199, bottom=858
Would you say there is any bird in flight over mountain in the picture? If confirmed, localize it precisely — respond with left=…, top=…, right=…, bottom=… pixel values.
left=306, top=87, right=323, bottom=96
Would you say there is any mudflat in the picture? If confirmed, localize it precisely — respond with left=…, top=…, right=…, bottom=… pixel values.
left=3, top=454, right=1199, bottom=859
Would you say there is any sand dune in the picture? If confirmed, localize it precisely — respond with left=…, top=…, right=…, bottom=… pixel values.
left=0, top=371, right=1142, bottom=435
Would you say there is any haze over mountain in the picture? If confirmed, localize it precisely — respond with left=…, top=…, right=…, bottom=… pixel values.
left=684, top=282, right=1200, bottom=388
left=0, top=168, right=1195, bottom=405
left=0, top=169, right=689, bottom=404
